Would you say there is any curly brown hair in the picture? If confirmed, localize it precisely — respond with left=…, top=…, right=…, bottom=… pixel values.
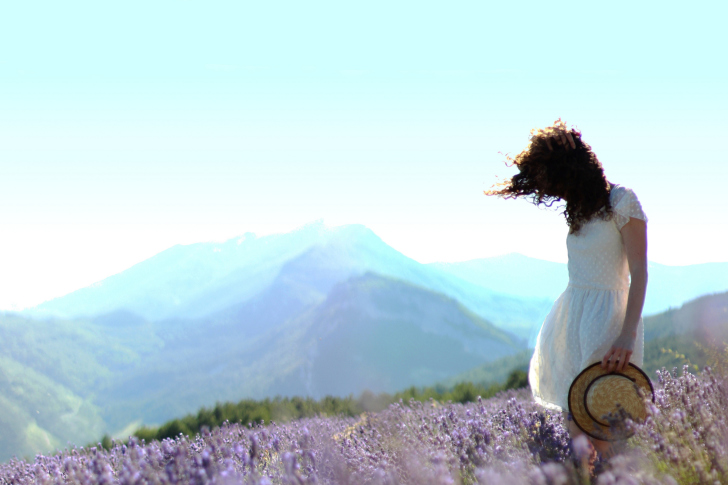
left=485, top=122, right=612, bottom=234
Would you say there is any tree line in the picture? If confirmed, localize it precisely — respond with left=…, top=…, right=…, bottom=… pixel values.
left=96, top=369, right=528, bottom=447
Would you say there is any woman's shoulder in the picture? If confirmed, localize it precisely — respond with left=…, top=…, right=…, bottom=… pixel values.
left=609, top=184, right=647, bottom=224
left=609, top=184, right=640, bottom=204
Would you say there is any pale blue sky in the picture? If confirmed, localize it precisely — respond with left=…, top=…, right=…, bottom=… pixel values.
left=1, top=0, right=726, bottom=309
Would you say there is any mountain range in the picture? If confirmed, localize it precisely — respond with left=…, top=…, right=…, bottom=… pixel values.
left=2, top=221, right=728, bottom=461
left=430, top=253, right=728, bottom=317
left=30, top=223, right=552, bottom=340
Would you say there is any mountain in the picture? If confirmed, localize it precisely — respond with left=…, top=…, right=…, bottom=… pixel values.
left=28, top=223, right=552, bottom=340
left=92, top=272, right=526, bottom=430
left=40, top=224, right=728, bottom=345
left=29, top=223, right=332, bottom=321
left=644, top=263, right=728, bottom=316
left=0, top=352, right=105, bottom=462
left=642, top=290, right=728, bottom=345
left=0, top=311, right=160, bottom=460
left=2, top=271, right=526, bottom=459
left=640, top=291, right=728, bottom=377
left=443, top=349, right=533, bottom=387
left=443, top=291, right=728, bottom=390
left=283, top=272, right=525, bottom=397
left=429, top=254, right=569, bottom=302
left=430, top=254, right=728, bottom=317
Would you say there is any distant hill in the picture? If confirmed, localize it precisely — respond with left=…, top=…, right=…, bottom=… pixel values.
left=443, top=349, right=533, bottom=387
left=0, top=352, right=104, bottom=462
left=0, top=311, right=157, bottom=460
left=646, top=264, right=728, bottom=316
left=445, top=291, right=728, bottom=389
left=643, top=290, right=728, bottom=343
left=28, top=223, right=552, bottom=340
left=287, top=272, right=525, bottom=397
left=29, top=226, right=727, bottom=344
left=429, top=254, right=569, bottom=302
left=640, top=291, right=728, bottom=378
left=28, top=224, right=331, bottom=321
left=95, top=272, right=526, bottom=429
left=430, top=254, right=728, bottom=317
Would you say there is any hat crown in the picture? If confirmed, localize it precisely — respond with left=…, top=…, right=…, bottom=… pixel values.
left=585, top=375, right=647, bottom=425
left=568, top=362, right=654, bottom=441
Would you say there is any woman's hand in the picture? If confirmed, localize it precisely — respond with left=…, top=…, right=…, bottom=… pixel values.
left=545, top=130, right=575, bottom=151
left=602, top=330, right=636, bottom=372
left=537, top=118, right=576, bottom=151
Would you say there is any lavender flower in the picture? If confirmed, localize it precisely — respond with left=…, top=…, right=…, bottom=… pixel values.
left=4, top=367, right=728, bottom=484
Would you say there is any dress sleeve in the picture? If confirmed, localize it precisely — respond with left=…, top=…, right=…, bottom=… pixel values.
left=612, top=186, right=648, bottom=230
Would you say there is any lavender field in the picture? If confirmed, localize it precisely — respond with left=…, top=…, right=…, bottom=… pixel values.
left=1, top=365, right=726, bottom=485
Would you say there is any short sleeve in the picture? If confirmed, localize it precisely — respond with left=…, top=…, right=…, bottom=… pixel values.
left=612, top=186, right=648, bottom=230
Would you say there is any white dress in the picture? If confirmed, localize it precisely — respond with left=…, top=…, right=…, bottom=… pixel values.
left=529, top=185, right=648, bottom=412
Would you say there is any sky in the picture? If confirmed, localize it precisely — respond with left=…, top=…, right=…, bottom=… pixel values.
left=1, top=0, right=726, bottom=310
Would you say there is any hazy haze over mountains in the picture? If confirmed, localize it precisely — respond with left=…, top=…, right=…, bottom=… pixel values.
left=431, top=254, right=728, bottom=317
left=32, top=222, right=728, bottom=331
left=95, top=272, right=526, bottom=431
left=30, top=223, right=553, bottom=340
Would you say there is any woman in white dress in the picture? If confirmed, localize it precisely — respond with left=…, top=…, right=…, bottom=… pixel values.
left=485, top=120, right=648, bottom=459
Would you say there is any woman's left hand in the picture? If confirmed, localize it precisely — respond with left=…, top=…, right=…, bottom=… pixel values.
left=602, top=330, right=636, bottom=373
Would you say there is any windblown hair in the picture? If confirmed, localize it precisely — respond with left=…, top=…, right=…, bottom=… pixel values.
left=485, top=126, right=612, bottom=234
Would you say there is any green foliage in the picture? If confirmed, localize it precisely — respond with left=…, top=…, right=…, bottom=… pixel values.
left=443, top=349, right=531, bottom=388
left=0, top=311, right=160, bottom=461
left=642, top=334, right=709, bottom=379
left=96, top=434, right=114, bottom=451
left=132, top=369, right=530, bottom=442
left=390, top=374, right=526, bottom=405
left=698, top=341, right=728, bottom=376
left=505, top=369, right=529, bottom=389
left=0, top=353, right=106, bottom=461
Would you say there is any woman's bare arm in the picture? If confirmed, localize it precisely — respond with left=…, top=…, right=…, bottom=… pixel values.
left=601, top=217, right=648, bottom=372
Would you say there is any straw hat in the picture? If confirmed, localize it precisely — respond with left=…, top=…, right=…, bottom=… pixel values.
left=568, top=362, right=654, bottom=441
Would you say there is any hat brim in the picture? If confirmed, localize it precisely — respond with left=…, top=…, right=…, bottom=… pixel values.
left=568, top=362, right=654, bottom=441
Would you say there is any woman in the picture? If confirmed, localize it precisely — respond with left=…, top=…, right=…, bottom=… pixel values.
left=485, top=119, right=648, bottom=460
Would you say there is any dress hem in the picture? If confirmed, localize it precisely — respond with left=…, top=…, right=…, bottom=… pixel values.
left=532, top=394, right=566, bottom=413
